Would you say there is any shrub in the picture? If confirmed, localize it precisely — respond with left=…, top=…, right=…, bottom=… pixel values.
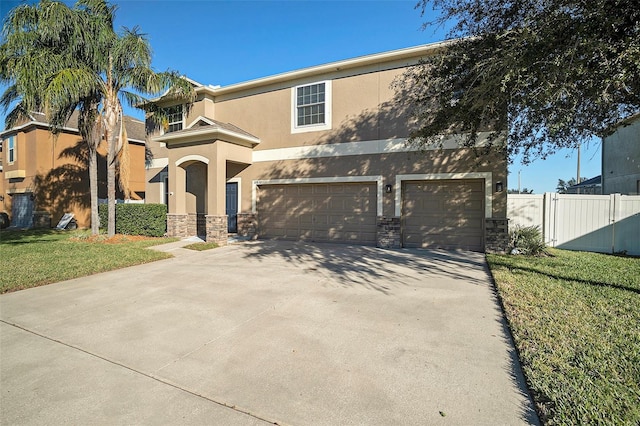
left=509, top=225, right=547, bottom=256
left=98, top=204, right=167, bottom=237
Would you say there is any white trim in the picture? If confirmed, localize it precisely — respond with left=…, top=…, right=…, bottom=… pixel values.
left=291, top=80, right=332, bottom=134
left=252, top=175, right=383, bottom=216
left=186, top=115, right=216, bottom=129
left=160, top=171, right=168, bottom=205
left=148, top=157, right=169, bottom=169
left=395, top=173, right=493, bottom=218
left=6, top=135, right=16, bottom=165
left=252, top=134, right=493, bottom=162
left=153, top=125, right=260, bottom=147
left=0, top=121, right=79, bottom=138
left=198, top=41, right=452, bottom=97
left=227, top=177, right=242, bottom=215
left=176, top=154, right=209, bottom=166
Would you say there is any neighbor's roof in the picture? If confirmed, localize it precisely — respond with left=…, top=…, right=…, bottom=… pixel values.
left=1, top=111, right=146, bottom=143
left=568, top=175, right=602, bottom=189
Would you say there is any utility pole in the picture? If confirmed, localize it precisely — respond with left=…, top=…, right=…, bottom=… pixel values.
left=518, top=170, right=521, bottom=194
left=576, top=144, right=581, bottom=194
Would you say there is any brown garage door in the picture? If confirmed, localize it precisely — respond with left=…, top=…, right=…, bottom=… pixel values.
left=402, top=180, right=484, bottom=251
left=258, top=183, right=377, bottom=245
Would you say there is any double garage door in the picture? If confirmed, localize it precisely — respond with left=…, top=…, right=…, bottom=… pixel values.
left=257, top=179, right=484, bottom=250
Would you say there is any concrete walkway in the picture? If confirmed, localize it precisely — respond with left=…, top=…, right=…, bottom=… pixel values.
left=1, top=241, right=538, bottom=425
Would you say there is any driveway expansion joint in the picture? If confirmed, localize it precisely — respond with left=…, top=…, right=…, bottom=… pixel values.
left=0, top=319, right=281, bottom=425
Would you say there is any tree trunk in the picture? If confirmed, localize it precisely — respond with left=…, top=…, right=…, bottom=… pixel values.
left=89, top=146, right=99, bottom=235
left=104, top=99, right=119, bottom=237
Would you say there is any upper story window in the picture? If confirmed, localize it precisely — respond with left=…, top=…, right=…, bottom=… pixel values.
left=6, top=136, right=15, bottom=164
left=291, top=80, right=332, bottom=134
left=163, top=105, right=183, bottom=133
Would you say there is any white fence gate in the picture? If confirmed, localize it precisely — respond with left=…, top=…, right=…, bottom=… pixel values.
left=508, top=193, right=640, bottom=256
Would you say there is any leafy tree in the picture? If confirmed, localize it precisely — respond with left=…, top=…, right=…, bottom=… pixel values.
left=401, top=0, right=639, bottom=164
left=1, top=0, right=194, bottom=236
left=557, top=177, right=589, bottom=193
left=507, top=188, right=534, bottom=194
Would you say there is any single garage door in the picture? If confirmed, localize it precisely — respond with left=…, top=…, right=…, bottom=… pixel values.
left=402, top=179, right=484, bottom=251
left=258, top=183, right=377, bottom=245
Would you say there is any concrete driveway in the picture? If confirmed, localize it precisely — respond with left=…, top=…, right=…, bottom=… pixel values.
left=0, top=240, right=538, bottom=425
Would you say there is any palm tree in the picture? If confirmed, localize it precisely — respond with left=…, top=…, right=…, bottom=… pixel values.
left=1, top=0, right=194, bottom=236
left=1, top=0, right=107, bottom=235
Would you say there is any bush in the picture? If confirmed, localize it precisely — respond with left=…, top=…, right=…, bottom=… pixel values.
left=509, top=225, right=547, bottom=256
left=98, top=203, right=167, bottom=237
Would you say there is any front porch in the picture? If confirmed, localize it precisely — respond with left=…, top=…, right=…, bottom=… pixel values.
left=153, top=116, right=260, bottom=245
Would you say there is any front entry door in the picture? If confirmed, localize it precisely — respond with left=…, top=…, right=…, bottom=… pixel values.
left=226, top=182, right=238, bottom=233
left=11, top=193, right=34, bottom=228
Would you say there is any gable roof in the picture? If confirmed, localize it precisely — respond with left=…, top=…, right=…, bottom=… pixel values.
left=153, top=115, right=259, bottom=147
left=568, top=175, right=602, bottom=189
left=1, top=111, right=146, bottom=143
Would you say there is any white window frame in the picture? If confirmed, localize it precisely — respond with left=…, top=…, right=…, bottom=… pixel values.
left=162, top=104, right=184, bottom=134
left=291, top=80, right=332, bottom=134
left=7, top=136, right=15, bottom=164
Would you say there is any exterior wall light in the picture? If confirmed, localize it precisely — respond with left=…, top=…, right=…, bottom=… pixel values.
left=385, top=184, right=393, bottom=193
left=495, top=181, right=504, bottom=192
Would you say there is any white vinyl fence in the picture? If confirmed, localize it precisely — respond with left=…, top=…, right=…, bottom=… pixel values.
left=508, top=193, right=640, bottom=256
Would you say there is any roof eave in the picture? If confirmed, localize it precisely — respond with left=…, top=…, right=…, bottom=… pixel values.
left=197, top=41, right=453, bottom=97
left=152, top=127, right=260, bottom=148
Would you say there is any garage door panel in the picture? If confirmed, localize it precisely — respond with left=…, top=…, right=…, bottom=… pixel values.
left=258, top=183, right=377, bottom=245
left=402, top=180, right=484, bottom=251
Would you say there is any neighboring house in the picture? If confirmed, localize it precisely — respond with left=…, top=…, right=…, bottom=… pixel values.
left=145, top=43, right=509, bottom=252
left=0, top=111, right=146, bottom=228
left=602, top=113, right=640, bottom=195
left=566, top=175, right=602, bottom=194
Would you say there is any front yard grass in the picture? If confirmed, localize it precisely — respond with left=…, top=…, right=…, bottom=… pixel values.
left=0, top=229, right=176, bottom=293
left=183, top=241, right=219, bottom=251
left=487, top=248, right=640, bottom=425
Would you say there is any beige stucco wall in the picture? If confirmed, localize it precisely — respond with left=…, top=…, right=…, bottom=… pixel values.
left=210, top=68, right=404, bottom=150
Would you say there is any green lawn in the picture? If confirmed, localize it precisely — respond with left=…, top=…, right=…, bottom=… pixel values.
left=183, top=241, right=219, bottom=251
left=487, top=249, right=640, bottom=425
left=0, top=229, right=176, bottom=293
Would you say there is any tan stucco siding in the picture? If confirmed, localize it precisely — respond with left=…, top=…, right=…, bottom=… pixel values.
left=212, top=67, right=410, bottom=150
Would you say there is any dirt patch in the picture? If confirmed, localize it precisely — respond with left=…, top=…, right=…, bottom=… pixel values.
left=70, top=234, right=159, bottom=244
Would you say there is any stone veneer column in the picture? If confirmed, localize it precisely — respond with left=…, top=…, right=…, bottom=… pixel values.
left=485, top=218, right=509, bottom=253
left=167, top=213, right=188, bottom=238
left=187, top=213, right=199, bottom=237
left=236, top=213, right=258, bottom=239
left=206, top=215, right=228, bottom=246
left=377, top=216, right=401, bottom=249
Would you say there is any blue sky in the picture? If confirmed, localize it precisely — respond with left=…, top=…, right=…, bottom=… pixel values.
left=0, top=0, right=601, bottom=193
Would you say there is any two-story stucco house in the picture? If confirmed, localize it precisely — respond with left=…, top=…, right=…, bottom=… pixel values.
left=145, top=43, right=509, bottom=252
left=0, top=111, right=146, bottom=228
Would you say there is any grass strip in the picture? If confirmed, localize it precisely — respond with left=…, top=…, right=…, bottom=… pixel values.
left=183, top=241, right=219, bottom=251
left=487, top=248, right=640, bottom=425
left=0, top=229, right=176, bottom=293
